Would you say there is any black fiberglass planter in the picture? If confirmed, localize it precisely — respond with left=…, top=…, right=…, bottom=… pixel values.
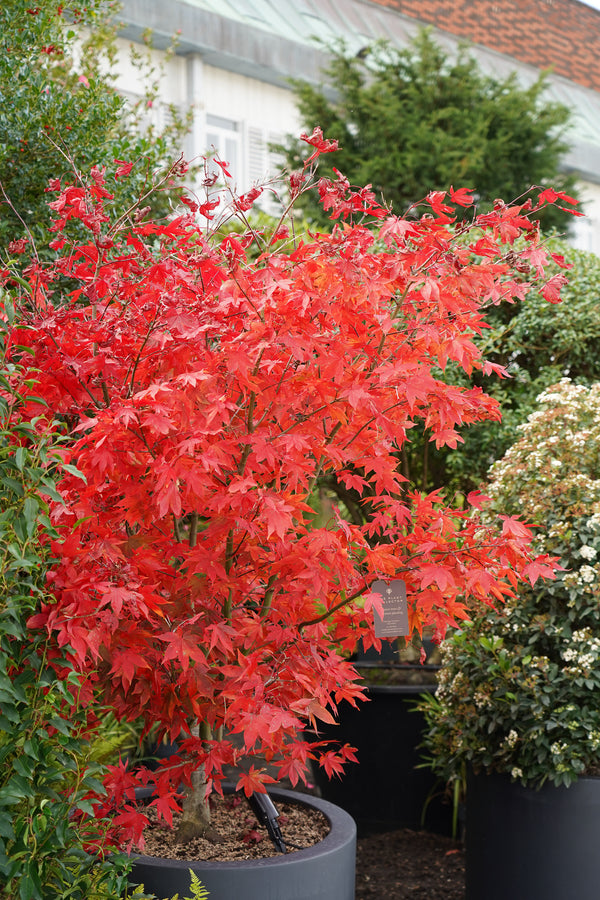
left=466, top=770, right=600, bottom=900
left=127, top=786, right=356, bottom=900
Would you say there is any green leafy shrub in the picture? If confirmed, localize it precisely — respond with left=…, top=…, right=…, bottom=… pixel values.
left=420, top=379, right=600, bottom=790
left=280, top=30, right=575, bottom=231
left=0, top=0, right=190, bottom=250
left=443, top=236, right=600, bottom=492
left=0, top=310, right=131, bottom=899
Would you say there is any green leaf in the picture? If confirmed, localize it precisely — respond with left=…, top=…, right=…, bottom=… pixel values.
left=14, top=446, right=26, bottom=471
left=59, top=462, right=86, bottom=481
left=73, top=799, right=96, bottom=816
left=0, top=818, right=15, bottom=840
left=19, top=865, right=42, bottom=900
left=12, top=755, right=35, bottom=780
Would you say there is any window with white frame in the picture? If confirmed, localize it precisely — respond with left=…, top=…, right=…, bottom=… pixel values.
left=205, top=113, right=241, bottom=185
left=203, top=116, right=287, bottom=214
left=247, top=126, right=286, bottom=213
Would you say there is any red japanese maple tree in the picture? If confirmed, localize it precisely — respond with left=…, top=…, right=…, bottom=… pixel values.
left=5, top=129, right=575, bottom=845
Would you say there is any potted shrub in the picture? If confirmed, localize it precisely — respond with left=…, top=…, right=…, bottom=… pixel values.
left=420, top=378, right=600, bottom=899
left=4, top=131, right=574, bottom=895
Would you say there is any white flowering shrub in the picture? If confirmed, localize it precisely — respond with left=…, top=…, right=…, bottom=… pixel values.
left=421, top=379, right=600, bottom=788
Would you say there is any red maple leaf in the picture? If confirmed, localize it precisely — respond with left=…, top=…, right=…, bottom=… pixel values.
left=236, top=766, right=276, bottom=797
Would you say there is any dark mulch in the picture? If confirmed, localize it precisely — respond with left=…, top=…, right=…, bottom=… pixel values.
left=356, top=827, right=465, bottom=899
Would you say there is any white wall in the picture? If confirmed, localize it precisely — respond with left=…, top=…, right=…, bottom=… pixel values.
left=192, top=61, right=301, bottom=192
left=109, top=37, right=301, bottom=211
left=570, top=180, right=600, bottom=254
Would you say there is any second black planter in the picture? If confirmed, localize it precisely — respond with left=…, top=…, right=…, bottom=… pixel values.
left=466, top=770, right=600, bottom=900
left=310, top=677, right=452, bottom=836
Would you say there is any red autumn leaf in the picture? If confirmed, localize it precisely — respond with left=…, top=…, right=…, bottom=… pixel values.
left=540, top=273, right=569, bottom=304
left=522, top=557, right=562, bottom=586
left=198, top=199, right=220, bottom=219
left=236, top=766, right=277, bottom=797
left=262, top=494, right=295, bottom=539
left=276, top=756, right=310, bottom=787
left=467, top=491, right=491, bottom=510
left=150, top=791, right=182, bottom=828
left=537, top=187, right=579, bottom=209
left=114, top=159, right=134, bottom=179
left=419, top=566, right=457, bottom=592
left=242, top=828, right=263, bottom=845
left=213, top=158, right=233, bottom=178
left=449, top=185, right=474, bottom=207
left=363, top=589, right=385, bottom=618
left=318, top=746, right=358, bottom=780
left=300, top=126, right=339, bottom=163
left=500, top=516, right=533, bottom=541
left=109, top=649, right=151, bottom=691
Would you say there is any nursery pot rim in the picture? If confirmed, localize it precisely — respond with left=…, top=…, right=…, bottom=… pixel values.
left=364, top=681, right=438, bottom=695
left=128, top=784, right=356, bottom=870
left=354, top=661, right=440, bottom=695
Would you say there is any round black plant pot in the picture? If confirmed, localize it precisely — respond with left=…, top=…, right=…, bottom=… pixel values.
left=127, top=786, right=356, bottom=900
left=310, top=671, right=452, bottom=837
left=466, top=770, right=600, bottom=900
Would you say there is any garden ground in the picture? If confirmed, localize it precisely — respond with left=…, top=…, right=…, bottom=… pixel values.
left=356, top=827, right=465, bottom=899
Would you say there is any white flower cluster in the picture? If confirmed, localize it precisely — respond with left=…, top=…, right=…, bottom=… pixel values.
left=535, top=379, right=581, bottom=405
left=561, top=633, right=600, bottom=671
left=436, top=379, right=600, bottom=788
left=537, top=379, right=598, bottom=407
left=571, top=431, right=592, bottom=449
left=551, top=741, right=569, bottom=756
left=562, top=648, right=596, bottom=668
left=473, top=689, right=492, bottom=709
left=529, top=655, right=550, bottom=670
left=571, top=629, right=593, bottom=642
left=579, top=565, right=597, bottom=584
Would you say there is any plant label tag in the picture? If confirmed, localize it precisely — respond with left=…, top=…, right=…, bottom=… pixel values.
left=372, top=579, right=410, bottom=637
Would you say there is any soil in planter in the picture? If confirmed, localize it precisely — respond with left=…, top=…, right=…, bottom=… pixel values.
left=137, top=792, right=330, bottom=862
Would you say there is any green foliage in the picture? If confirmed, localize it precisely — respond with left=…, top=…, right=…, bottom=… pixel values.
left=0, top=0, right=190, bottom=250
left=444, top=236, right=600, bottom=492
left=280, top=30, right=575, bottom=232
left=0, top=313, right=130, bottom=899
left=123, top=871, right=209, bottom=900
left=186, top=871, right=210, bottom=900
left=86, top=712, right=143, bottom=768
left=420, top=380, right=600, bottom=790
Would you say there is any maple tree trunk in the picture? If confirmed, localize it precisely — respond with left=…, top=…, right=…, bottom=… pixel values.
left=175, top=723, right=218, bottom=843
left=175, top=766, right=214, bottom=842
